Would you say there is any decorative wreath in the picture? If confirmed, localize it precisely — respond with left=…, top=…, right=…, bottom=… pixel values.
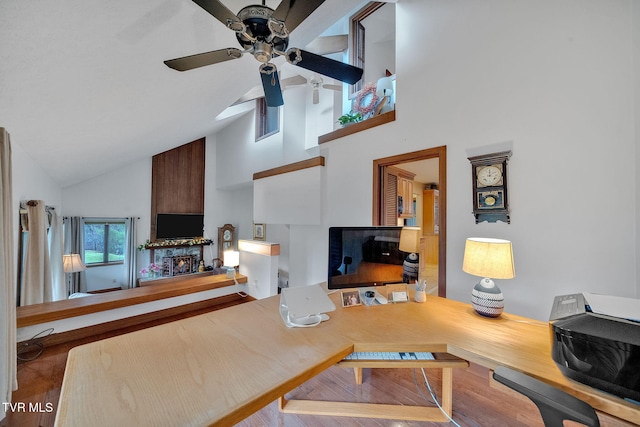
left=353, top=82, right=380, bottom=116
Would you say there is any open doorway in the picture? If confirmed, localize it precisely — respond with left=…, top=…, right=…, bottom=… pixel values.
left=372, top=146, right=447, bottom=297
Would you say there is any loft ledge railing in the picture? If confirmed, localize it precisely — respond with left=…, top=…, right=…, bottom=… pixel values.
left=318, top=110, right=396, bottom=145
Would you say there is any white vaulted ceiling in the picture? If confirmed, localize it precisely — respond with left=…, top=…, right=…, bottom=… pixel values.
left=0, top=0, right=366, bottom=187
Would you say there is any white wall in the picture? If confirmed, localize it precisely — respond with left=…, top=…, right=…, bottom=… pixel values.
left=634, top=0, right=640, bottom=299
left=396, top=0, right=637, bottom=320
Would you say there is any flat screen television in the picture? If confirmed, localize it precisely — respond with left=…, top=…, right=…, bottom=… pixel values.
left=327, top=226, right=406, bottom=290
left=156, top=213, right=204, bottom=240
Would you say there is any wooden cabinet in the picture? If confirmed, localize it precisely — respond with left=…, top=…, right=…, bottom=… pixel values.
left=386, top=166, right=415, bottom=219
left=422, top=190, right=439, bottom=235
left=398, top=174, right=414, bottom=218
left=420, top=189, right=439, bottom=276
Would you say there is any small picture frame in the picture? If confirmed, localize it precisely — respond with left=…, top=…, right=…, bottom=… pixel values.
left=386, top=283, right=409, bottom=303
left=341, top=290, right=361, bottom=307
left=253, top=223, right=266, bottom=241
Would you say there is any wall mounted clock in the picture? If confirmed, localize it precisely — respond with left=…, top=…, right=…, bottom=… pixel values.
left=468, top=151, right=512, bottom=224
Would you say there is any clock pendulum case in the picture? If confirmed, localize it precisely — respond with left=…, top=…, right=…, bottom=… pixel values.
left=467, top=151, right=512, bottom=224
left=217, top=224, right=236, bottom=261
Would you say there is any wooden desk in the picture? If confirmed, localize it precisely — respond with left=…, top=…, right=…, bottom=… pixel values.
left=54, top=294, right=640, bottom=426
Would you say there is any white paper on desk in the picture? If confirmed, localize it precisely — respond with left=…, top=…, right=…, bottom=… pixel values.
left=583, top=293, right=640, bottom=322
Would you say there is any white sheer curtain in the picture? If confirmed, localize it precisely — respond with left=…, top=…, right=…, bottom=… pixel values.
left=123, top=217, right=138, bottom=289
left=20, top=201, right=52, bottom=305
left=0, top=128, right=17, bottom=421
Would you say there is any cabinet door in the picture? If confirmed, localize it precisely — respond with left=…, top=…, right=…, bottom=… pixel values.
left=399, top=176, right=414, bottom=218
left=422, top=190, right=439, bottom=234
left=383, top=172, right=398, bottom=225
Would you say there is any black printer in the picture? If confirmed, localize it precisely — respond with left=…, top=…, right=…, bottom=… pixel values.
left=549, top=293, right=640, bottom=403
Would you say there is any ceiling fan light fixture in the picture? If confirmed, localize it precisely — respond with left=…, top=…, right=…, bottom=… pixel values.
left=253, top=42, right=273, bottom=63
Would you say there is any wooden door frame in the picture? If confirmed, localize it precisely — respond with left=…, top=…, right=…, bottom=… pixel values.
left=372, top=146, right=447, bottom=297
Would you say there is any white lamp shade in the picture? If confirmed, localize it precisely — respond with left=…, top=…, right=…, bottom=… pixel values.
left=63, top=254, right=86, bottom=273
left=462, top=238, right=515, bottom=279
left=223, top=250, right=240, bottom=267
left=399, top=227, right=421, bottom=253
left=376, top=76, right=394, bottom=97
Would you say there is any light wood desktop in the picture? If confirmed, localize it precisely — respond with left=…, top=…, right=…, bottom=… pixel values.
left=54, top=291, right=640, bottom=426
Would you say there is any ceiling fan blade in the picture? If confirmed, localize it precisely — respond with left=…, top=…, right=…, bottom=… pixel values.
left=272, top=0, right=326, bottom=33
left=285, top=48, right=363, bottom=85
left=164, top=48, right=242, bottom=71
left=322, top=83, right=342, bottom=92
left=259, top=64, right=284, bottom=107
left=305, top=35, right=348, bottom=55
left=281, top=75, right=308, bottom=89
left=312, top=88, right=319, bottom=104
left=192, top=0, right=239, bottom=28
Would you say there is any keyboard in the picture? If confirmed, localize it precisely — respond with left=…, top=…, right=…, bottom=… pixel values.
left=344, top=351, right=435, bottom=361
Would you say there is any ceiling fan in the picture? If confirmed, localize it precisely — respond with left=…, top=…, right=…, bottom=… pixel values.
left=307, top=76, right=341, bottom=104
left=164, top=0, right=364, bottom=107
left=232, top=74, right=342, bottom=105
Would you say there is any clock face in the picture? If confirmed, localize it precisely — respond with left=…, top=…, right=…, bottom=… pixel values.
left=223, top=230, right=231, bottom=241
left=477, top=165, right=503, bottom=187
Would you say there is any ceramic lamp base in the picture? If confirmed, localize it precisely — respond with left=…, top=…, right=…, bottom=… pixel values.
left=471, top=278, right=504, bottom=318
left=402, top=253, right=419, bottom=283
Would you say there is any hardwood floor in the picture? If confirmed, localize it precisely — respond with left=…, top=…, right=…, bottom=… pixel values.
left=2, top=302, right=634, bottom=427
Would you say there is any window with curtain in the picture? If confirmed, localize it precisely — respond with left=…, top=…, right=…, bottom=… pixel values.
left=67, top=217, right=138, bottom=291
left=83, top=220, right=126, bottom=266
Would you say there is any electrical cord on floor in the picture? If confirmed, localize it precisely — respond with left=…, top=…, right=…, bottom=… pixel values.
left=232, top=276, right=249, bottom=298
left=414, top=368, right=463, bottom=427
left=17, top=328, right=54, bottom=361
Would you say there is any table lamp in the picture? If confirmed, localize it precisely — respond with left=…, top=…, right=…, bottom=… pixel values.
left=223, top=250, right=240, bottom=279
left=399, top=227, right=421, bottom=283
left=375, top=76, right=394, bottom=114
left=63, top=254, right=86, bottom=295
left=462, top=237, right=515, bottom=318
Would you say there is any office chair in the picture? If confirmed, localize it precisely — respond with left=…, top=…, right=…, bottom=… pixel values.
left=493, top=366, right=600, bottom=427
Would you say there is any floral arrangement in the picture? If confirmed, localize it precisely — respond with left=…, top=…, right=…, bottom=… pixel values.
left=140, top=263, right=161, bottom=276
left=353, top=82, right=380, bottom=117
